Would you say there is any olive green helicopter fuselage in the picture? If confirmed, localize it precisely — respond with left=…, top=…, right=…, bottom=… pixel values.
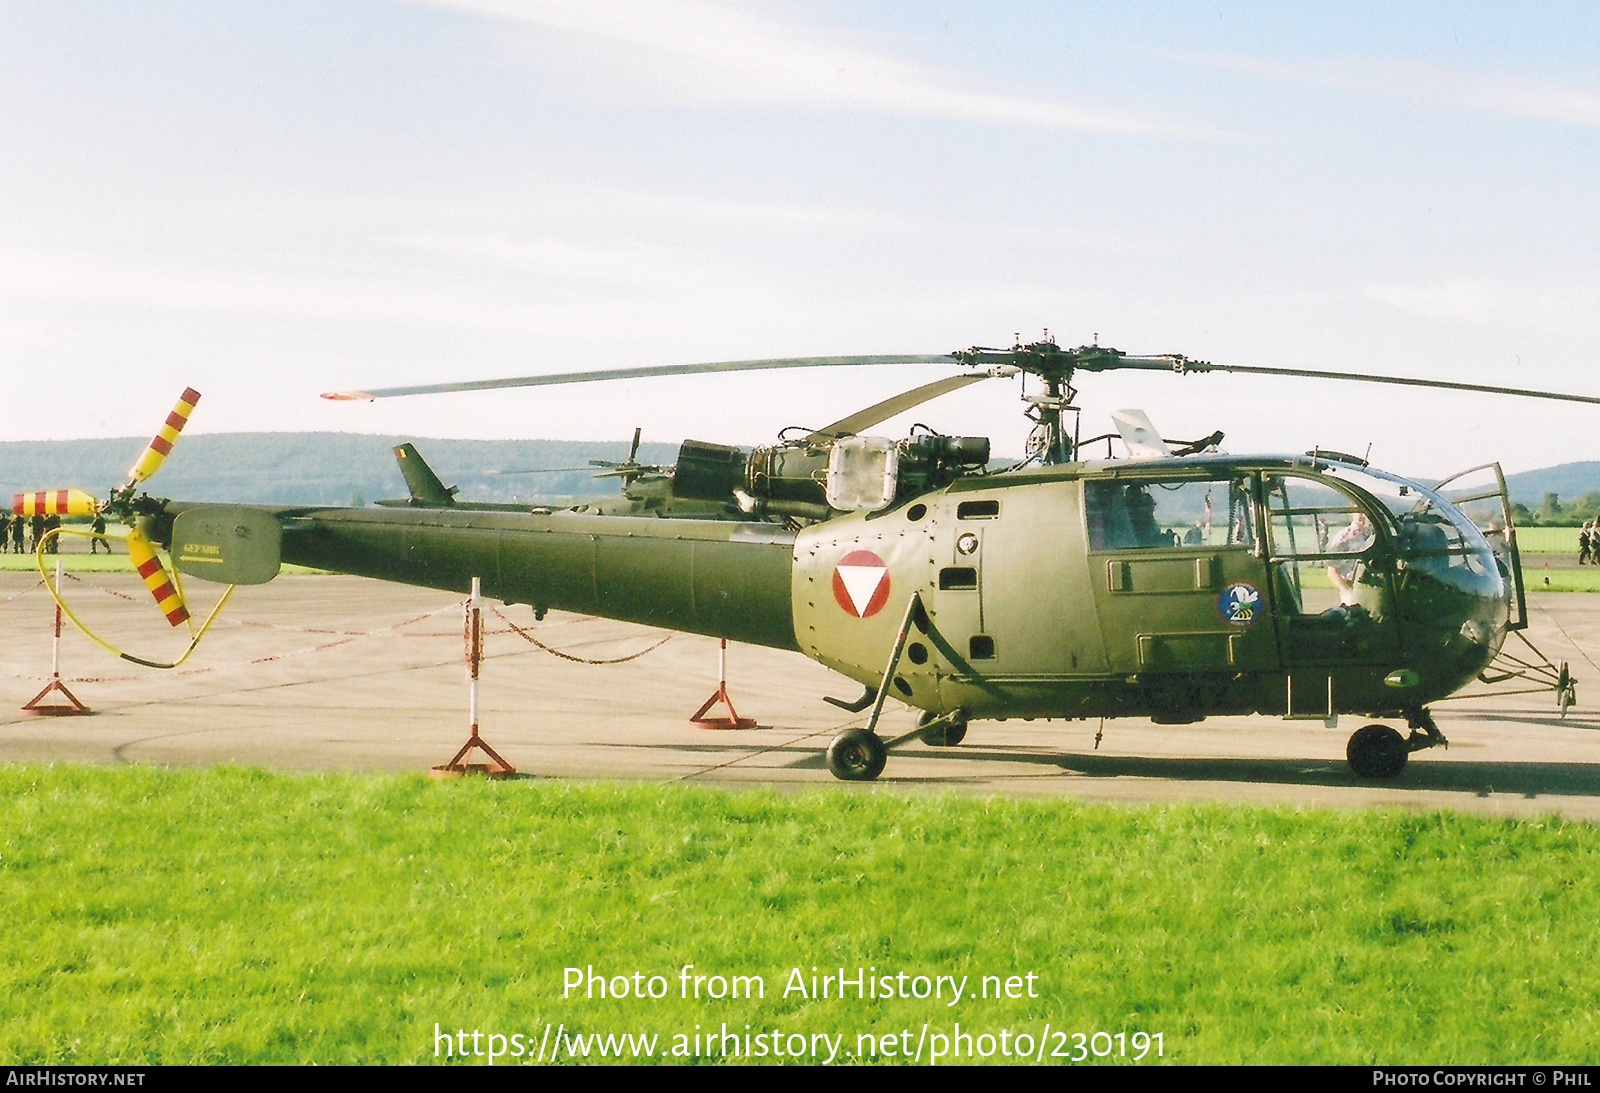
left=169, top=450, right=1512, bottom=743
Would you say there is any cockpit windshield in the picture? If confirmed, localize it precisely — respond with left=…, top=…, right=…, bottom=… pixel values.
left=1313, top=461, right=1503, bottom=601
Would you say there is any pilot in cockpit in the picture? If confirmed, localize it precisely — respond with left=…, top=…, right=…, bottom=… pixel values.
left=1325, top=511, right=1375, bottom=606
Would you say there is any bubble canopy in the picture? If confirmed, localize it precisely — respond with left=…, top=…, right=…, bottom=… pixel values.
left=1312, top=460, right=1505, bottom=611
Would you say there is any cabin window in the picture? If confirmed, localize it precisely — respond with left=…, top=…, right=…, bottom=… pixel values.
left=1085, top=477, right=1255, bottom=551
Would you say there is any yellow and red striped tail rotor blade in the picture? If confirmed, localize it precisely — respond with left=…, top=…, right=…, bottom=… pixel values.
left=12, top=489, right=99, bottom=517
left=126, top=525, right=191, bottom=628
left=126, top=387, right=201, bottom=485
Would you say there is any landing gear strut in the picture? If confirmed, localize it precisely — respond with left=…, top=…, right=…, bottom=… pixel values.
left=1345, top=709, right=1447, bottom=779
left=822, top=593, right=981, bottom=780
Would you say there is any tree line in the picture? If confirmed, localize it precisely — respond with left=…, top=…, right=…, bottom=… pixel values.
left=1511, top=492, right=1600, bottom=527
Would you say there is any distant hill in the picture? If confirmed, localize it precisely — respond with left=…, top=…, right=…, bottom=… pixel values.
left=8, top=435, right=1599, bottom=512
left=1502, top=463, right=1600, bottom=509
left=0, top=433, right=679, bottom=506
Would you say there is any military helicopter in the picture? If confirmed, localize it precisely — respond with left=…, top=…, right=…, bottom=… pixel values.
left=17, top=339, right=1594, bottom=781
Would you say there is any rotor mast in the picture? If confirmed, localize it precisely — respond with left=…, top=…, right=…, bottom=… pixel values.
left=955, top=339, right=1146, bottom=464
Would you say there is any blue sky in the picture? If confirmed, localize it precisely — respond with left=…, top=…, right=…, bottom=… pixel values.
left=4, top=1, right=1599, bottom=476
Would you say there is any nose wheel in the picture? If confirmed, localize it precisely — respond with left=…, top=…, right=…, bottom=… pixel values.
left=1346, top=709, right=1447, bottom=779
left=1346, top=724, right=1409, bottom=778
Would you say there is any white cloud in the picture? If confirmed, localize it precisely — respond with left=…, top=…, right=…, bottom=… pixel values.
left=391, top=233, right=687, bottom=288
left=0, top=249, right=564, bottom=335
left=1161, top=49, right=1600, bottom=128
left=1366, top=279, right=1600, bottom=332
left=411, top=0, right=1220, bottom=137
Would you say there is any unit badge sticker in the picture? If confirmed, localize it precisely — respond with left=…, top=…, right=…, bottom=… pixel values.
left=833, top=550, right=891, bottom=619
left=1217, top=581, right=1262, bottom=627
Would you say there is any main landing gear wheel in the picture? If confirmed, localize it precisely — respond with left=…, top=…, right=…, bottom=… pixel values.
left=918, top=711, right=969, bottom=747
left=827, top=729, right=887, bottom=781
left=1347, top=724, right=1409, bottom=779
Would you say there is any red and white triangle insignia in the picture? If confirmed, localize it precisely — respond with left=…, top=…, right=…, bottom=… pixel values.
left=832, top=550, right=891, bottom=618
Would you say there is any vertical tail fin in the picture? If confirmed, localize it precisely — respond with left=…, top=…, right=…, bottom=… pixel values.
left=393, top=444, right=458, bottom=506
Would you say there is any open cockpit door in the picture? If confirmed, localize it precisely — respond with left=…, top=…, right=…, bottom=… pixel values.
left=1433, top=463, right=1525, bottom=631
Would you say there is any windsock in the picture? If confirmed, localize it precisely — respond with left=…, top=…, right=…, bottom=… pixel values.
left=12, top=489, right=98, bottom=517
left=126, top=524, right=190, bottom=627
left=126, top=388, right=201, bottom=485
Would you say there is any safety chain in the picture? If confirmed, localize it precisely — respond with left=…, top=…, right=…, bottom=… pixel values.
left=233, top=613, right=598, bottom=639
left=2, top=603, right=461, bottom=685
left=1532, top=598, right=1600, bottom=676
left=490, top=604, right=672, bottom=664
left=44, top=565, right=582, bottom=641
left=5, top=571, right=671, bottom=682
left=0, top=577, right=46, bottom=609
left=62, top=571, right=143, bottom=603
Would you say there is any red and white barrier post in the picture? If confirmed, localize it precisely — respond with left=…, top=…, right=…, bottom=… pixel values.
left=23, top=558, right=90, bottom=716
left=430, top=576, right=517, bottom=777
left=689, top=637, right=756, bottom=730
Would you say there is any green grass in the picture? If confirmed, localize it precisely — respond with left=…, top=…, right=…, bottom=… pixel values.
left=2, top=766, right=1599, bottom=1065
left=0, top=552, right=136, bottom=573
left=1513, top=527, right=1581, bottom=555
left=1522, top=565, right=1600, bottom=592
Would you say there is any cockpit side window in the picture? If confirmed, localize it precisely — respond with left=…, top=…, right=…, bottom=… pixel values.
left=1265, top=477, right=1374, bottom=557
left=1264, top=474, right=1386, bottom=618
left=1086, top=477, right=1257, bottom=551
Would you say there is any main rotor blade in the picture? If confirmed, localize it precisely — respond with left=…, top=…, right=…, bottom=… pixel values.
left=804, top=373, right=995, bottom=442
left=323, top=355, right=957, bottom=401
left=1166, top=359, right=1600, bottom=406
left=965, top=347, right=1600, bottom=407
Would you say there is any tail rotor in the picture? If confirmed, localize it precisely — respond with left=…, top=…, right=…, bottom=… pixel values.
left=12, top=489, right=100, bottom=518
left=13, top=388, right=207, bottom=644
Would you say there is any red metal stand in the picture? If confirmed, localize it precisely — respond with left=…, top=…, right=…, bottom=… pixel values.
left=22, top=678, right=89, bottom=717
left=431, top=732, right=516, bottom=779
left=23, top=560, right=91, bottom=717
left=431, top=577, right=518, bottom=778
left=690, top=638, right=757, bottom=730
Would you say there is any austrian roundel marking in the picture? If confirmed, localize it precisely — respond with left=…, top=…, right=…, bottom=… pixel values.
left=832, top=550, right=891, bottom=619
